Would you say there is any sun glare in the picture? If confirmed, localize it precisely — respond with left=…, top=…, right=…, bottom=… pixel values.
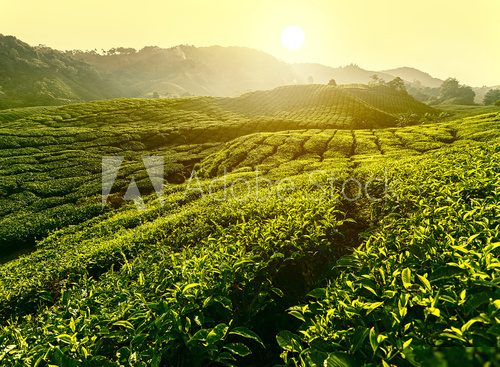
left=281, top=25, right=304, bottom=50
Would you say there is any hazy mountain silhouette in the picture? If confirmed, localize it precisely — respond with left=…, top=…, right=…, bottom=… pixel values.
left=292, top=63, right=396, bottom=85
left=71, top=45, right=298, bottom=98
left=381, top=67, right=443, bottom=88
left=0, top=34, right=496, bottom=108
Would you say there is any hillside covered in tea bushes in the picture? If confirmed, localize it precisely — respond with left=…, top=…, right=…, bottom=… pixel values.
left=0, top=84, right=498, bottom=366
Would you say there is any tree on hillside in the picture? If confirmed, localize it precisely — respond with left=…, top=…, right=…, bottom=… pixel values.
left=328, top=79, right=337, bottom=86
left=440, top=78, right=460, bottom=99
left=439, top=78, right=475, bottom=105
left=387, top=77, right=407, bottom=94
left=369, top=74, right=385, bottom=87
left=459, top=85, right=475, bottom=105
left=483, top=89, right=500, bottom=105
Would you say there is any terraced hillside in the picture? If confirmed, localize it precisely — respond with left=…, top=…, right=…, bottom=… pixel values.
left=218, top=84, right=435, bottom=128
left=0, top=87, right=499, bottom=366
left=196, top=123, right=462, bottom=178
left=0, top=85, right=438, bottom=256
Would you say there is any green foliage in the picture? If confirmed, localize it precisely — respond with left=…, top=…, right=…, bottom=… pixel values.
left=0, top=90, right=442, bottom=256
left=483, top=89, right=500, bottom=106
left=387, top=77, right=407, bottom=94
left=0, top=172, right=349, bottom=366
left=439, top=78, right=476, bottom=105
left=277, top=145, right=500, bottom=366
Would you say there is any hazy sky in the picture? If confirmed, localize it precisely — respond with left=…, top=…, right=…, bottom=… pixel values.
left=2, top=0, right=499, bottom=86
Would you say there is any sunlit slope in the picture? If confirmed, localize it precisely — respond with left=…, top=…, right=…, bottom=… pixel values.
left=217, top=84, right=436, bottom=128
left=0, top=91, right=496, bottom=257
left=0, top=84, right=436, bottom=132
left=0, top=87, right=441, bottom=255
left=198, top=112, right=500, bottom=177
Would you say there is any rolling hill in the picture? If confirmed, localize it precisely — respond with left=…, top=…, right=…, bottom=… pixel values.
left=216, top=84, right=436, bottom=128
left=0, top=84, right=437, bottom=256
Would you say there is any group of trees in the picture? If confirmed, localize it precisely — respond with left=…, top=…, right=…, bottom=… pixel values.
left=326, top=75, right=408, bottom=94
left=387, top=77, right=407, bottom=93
left=483, top=88, right=500, bottom=105
left=335, top=75, right=494, bottom=107
left=368, top=75, right=408, bottom=94
left=102, top=47, right=137, bottom=56
left=388, top=76, right=488, bottom=106
left=439, top=78, right=475, bottom=105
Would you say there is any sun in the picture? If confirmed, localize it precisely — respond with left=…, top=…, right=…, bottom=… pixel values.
left=281, top=26, right=305, bottom=50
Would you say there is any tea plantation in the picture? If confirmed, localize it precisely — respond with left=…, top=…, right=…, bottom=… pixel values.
left=0, top=84, right=498, bottom=366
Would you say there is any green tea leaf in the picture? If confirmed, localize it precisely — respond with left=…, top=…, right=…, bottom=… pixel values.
left=206, top=323, right=228, bottom=345
left=112, top=320, right=134, bottom=330
left=417, top=274, right=431, bottom=291
left=276, top=331, right=301, bottom=352
left=229, top=327, right=265, bottom=347
left=369, top=327, right=378, bottom=352
left=223, top=342, right=252, bottom=357
left=402, top=268, right=411, bottom=289
left=182, top=283, right=201, bottom=293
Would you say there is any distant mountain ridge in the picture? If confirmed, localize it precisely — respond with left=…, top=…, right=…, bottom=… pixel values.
left=0, top=34, right=497, bottom=108
left=71, top=45, right=298, bottom=97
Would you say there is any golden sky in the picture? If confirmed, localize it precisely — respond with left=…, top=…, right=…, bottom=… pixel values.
left=2, top=0, right=499, bottom=86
